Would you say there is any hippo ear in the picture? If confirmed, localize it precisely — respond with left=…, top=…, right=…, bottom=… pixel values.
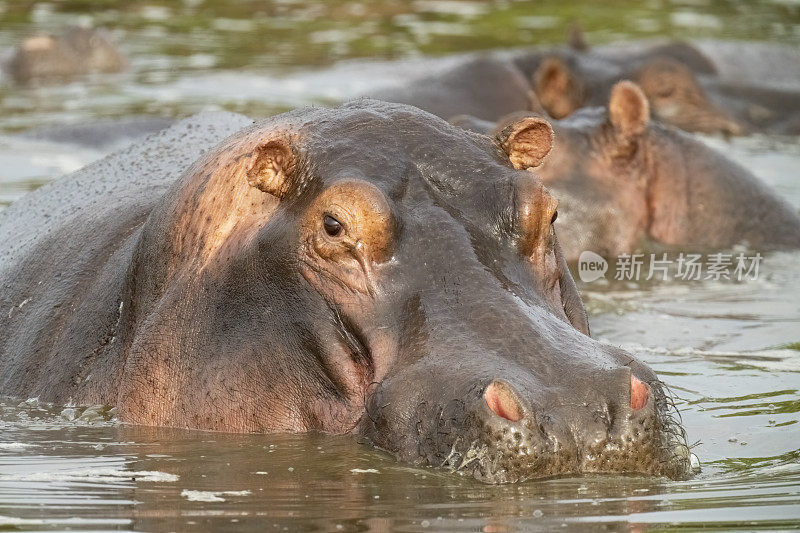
left=534, top=56, right=570, bottom=94
left=497, top=116, right=554, bottom=170
left=245, top=139, right=296, bottom=198
left=566, top=22, right=588, bottom=51
left=608, top=81, right=650, bottom=138
left=532, top=56, right=579, bottom=119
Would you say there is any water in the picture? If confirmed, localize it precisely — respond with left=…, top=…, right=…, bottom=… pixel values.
left=1, top=1, right=800, bottom=530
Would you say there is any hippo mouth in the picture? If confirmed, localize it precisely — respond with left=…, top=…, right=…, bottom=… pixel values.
left=361, top=376, right=692, bottom=484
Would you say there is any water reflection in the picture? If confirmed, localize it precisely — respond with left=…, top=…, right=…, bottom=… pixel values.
left=2, top=393, right=800, bottom=530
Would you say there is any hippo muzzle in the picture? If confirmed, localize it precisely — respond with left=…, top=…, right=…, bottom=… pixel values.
left=355, top=247, right=691, bottom=483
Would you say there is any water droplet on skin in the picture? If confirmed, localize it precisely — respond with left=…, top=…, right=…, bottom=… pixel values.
left=288, top=467, right=294, bottom=472
left=421, top=520, right=430, bottom=528
left=533, top=509, right=543, bottom=518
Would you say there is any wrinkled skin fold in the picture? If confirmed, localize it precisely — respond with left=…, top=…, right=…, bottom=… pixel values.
left=0, top=100, right=692, bottom=483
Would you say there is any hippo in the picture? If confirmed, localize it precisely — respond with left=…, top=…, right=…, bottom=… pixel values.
left=519, top=36, right=800, bottom=135
left=512, top=48, right=742, bottom=135
left=18, top=116, right=175, bottom=151
left=0, top=100, right=692, bottom=483
left=451, top=82, right=800, bottom=262
left=365, top=56, right=543, bottom=121
left=697, top=80, right=800, bottom=136
left=592, top=40, right=800, bottom=91
left=5, top=26, right=126, bottom=84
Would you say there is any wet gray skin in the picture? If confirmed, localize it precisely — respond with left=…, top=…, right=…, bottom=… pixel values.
left=0, top=100, right=691, bottom=484
left=698, top=80, right=800, bottom=135
left=593, top=40, right=800, bottom=91
left=4, top=26, right=126, bottom=84
left=17, top=117, right=175, bottom=151
left=450, top=82, right=800, bottom=262
left=365, top=56, right=542, bottom=121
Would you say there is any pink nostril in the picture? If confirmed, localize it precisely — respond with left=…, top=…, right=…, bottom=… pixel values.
left=484, top=381, right=523, bottom=422
left=630, top=375, right=649, bottom=410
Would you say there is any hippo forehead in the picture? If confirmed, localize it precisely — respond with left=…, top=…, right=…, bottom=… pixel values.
left=268, top=100, right=524, bottom=229
left=560, top=105, right=606, bottom=130
left=292, top=100, right=514, bottom=190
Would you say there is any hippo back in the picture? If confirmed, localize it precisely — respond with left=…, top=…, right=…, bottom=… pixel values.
left=367, top=56, right=537, bottom=121
left=0, top=111, right=253, bottom=401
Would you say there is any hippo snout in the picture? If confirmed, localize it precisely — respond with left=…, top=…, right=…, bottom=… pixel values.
left=465, top=372, right=667, bottom=482
left=484, top=374, right=649, bottom=422
left=361, top=363, right=691, bottom=484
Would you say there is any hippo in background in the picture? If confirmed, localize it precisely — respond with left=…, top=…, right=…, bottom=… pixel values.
left=516, top=36, right=800, bottom=135
left=512, top=48, right=743, bottom=135
left=4, top=26, right=126, bottom=84
left=364, top=56, right=543, bottom=121
left=0, top=100, right=693, bottom=483
left=451, top=81, right=800, bottom=262
left=18, top=116, right=174, bottom=152
left=696, top=80, right=800, bottom=136
left=592, top=39, right=800, bottom=91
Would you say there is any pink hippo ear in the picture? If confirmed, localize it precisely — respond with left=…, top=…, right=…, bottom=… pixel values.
left=608, top=81, right=651, bottom=139
left=497, top=116, right=554, bottom=170
left=246, top=139, right=297, bottom=198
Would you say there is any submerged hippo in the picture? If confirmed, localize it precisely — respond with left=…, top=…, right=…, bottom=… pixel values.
left=18, top=116, right=174, bottom=151
left=592, top=39, right=800, bottom=91
left=5, top=26, right=126, bottom=83
left=513, top=48, right=742, bottom=135
left=0, top=100, right=692, bottom=483
left=365, top=56, right=542, bottom=121
left=451, top=82, right=800, bottom=262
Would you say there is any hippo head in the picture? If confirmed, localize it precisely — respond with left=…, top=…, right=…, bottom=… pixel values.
left=7, top=26, right=124, bottom=83
left=529, top=53, right=742, bottom=136
left=453, top=84, right=660, bottom=260
left=59, top=26, right=126, bottom=74
left=631, top=57, right=742, bottom=135
left=467, top=81, right=800, bottom=260
left=117, top=100, right=691, bottom=483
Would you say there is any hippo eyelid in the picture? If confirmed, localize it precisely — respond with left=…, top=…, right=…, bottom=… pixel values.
left=323, top=214, right=344, bottom=237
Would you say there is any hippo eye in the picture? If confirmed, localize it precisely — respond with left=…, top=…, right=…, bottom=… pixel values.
left=656, top=86, right=675, bottom=98
left=551, top=210, right=558, bottom=224
left=323, top=214, right=343, bottom=237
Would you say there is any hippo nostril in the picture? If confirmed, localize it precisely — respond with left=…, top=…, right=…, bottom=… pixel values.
left=484, top=380, right=524, bottom=422
left=630, top=375, right=649, bottom=410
